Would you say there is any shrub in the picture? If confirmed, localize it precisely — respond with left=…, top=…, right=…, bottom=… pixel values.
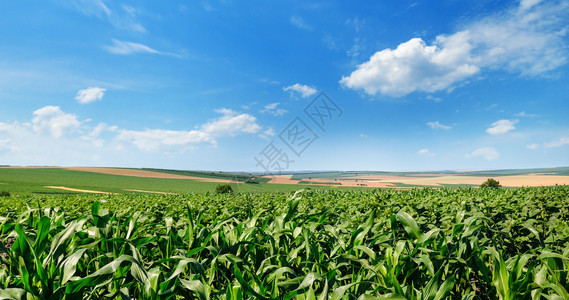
left=480, top=178, right=501, bottom=188
left=215, top=184, right=233, bottom=194
left=0, top=191, right=10, bottom=197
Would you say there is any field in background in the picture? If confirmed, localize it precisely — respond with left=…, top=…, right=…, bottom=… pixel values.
left=285, top=167, right=569, bottom=188
left=1, top=166, right=568, bottom=195
left=0, top=167, right=360, bottom=195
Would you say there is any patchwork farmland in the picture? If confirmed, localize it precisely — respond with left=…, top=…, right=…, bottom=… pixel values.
left=1, top=167, right=569, bottom=298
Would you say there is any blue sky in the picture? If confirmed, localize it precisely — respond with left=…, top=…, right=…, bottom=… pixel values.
left=0, top=0, right=568, bottom=172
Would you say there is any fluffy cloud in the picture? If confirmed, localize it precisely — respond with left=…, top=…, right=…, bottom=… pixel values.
left=201, top=109, right=261, bottom=136
left=341, top=36, right=479, bottom=97
left=526, top=143, right=540, bottom=150
left=75, top=87, right=106, bottom=104
left=260, top=103, right=288, bottom=116
left=427, top=121, right=452, bottom=130
left=341, top=0, right=568, bottom=97
left=32, top=106, right=81, bottom=138
left=468, top=147, right=500, bottom=161
left=117, top=108, right=262, bottom=152
left=283, top=83, right=317, bottom=98
left=0, top=106, right=265, bottom=165
left=486, top=119, right=518, bottom=135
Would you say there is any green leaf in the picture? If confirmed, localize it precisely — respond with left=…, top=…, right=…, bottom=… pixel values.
left=180, top=279, right=208, bottom=300
left=61, top=248, right=88, bottom=284
left=0, top=288, right=26, bottom=299
left=396, top=211, right=422, bottom=240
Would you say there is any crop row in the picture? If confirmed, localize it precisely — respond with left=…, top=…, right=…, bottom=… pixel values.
left=1, top=186, right=568, bottom=298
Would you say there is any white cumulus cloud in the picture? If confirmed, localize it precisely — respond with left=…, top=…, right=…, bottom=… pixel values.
left=486, top=119, right=518, bottom=135
left=283, top=83, right=317, bottom=98
left=341, top=36, right=479, bottom=97
left=32, top=106, right=81, bottom=138
left=75, top=87, right=106, bottom=104
left=201, top=109, right=262, bottom=137
left=341, top=0, right=568, bottom=97
left=468, top=147, right=500, bottom=160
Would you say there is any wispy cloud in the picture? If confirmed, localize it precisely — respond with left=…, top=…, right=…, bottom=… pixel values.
left=514, top=111, right=540, bottom=118
left=70, top=0, right=110, bottom=19
left=341, top=0, right=568, bottom=97
left=467, top=147, right=500, bottom=160
left=427, top=121, right=452, bottom=130
left=104, top=39, right=181, bottom=57
left=544, top=137, right=569, bottom=148
left=104, top=39, right=159, bottom=55
left=259, top=103, right=287, bottom=116
left=283, top=83, right=317, bottom=98
left=75, top=87, right=106, bottom=104
left=69, top=0, right=146, bottom=33
left=525, top=137, right=569, bottom=149
left=418, top=149, right=436, bottom=157
left=486, top=119, right=518, bottom=135
left=258, top=127, right=275, bottom=140
left=290, top=15, right=312, bottom=30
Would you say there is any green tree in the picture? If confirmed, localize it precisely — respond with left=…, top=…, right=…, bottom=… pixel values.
left=480, top=178, right=501, bottom=188
left=215, top=184, right=233, bottom=194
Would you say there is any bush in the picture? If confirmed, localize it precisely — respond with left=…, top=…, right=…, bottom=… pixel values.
left=215, top=184, right=233, bottom=194
left=0, top=191, right=10, bottom=197
left=245, top=178, right=259, bottom=184
left=480, top=178, right=501, bottom=188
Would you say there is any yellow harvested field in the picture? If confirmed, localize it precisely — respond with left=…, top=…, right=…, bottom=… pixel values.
left=44, top=186, right=117, bottom=194
left=267, top=173, right=569, bottom=188
left=380, top=175, right=569, bottom=187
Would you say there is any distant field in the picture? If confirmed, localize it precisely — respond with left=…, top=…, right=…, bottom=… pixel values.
left=1, top=166, right=568, bottom=195
left=287, top=167, right=569, bottom=188
left=0, top=167, right=355, bottom=195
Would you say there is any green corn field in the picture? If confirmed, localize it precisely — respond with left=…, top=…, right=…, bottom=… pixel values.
left=1, top=186, right=569, bottom=299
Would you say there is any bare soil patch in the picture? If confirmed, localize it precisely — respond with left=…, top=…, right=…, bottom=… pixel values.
left=123, top=189, right=178, bottom=195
